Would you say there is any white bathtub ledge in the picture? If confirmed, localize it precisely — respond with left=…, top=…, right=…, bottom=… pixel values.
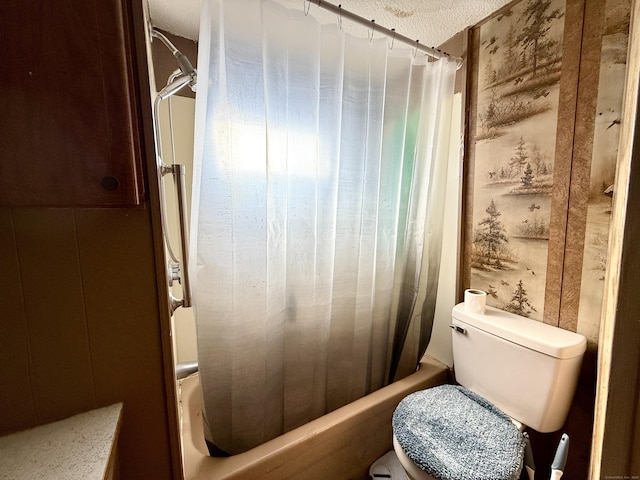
left=0, top=403, right=122, bottom=480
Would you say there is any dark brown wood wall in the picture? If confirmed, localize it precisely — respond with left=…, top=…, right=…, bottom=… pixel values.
left=0, top=0, right=179, bottom=478
left=0, top=207, right=176, bottom=479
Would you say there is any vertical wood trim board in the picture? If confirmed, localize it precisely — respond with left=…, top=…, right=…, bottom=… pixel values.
left=558, top=0, right=606, bottom=332
left=461, top=27, right=481, bottom=294
left=544, top=0, right=588, bottom=326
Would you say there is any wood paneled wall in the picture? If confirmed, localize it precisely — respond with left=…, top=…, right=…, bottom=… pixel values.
left=0, top=0, right=180, bottom=477
left=0, top=207, right=176, bottom=479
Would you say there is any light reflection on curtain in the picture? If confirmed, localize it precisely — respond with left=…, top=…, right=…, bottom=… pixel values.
left=190, top=0, right=456, bottom=455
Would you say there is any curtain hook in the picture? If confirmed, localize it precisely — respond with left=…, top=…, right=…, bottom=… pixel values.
left=389, top=28, right=396, bottom=50
left=413, top=40, right=419, bottom=58
left=337, top=4, right=343, bottom=30
left=303, top=0, right=310, bottom=16
left=368, top=19, right=376, bottom=42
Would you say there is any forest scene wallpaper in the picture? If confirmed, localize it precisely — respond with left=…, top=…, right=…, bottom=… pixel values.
left=469, top=0, right=566, bottom=321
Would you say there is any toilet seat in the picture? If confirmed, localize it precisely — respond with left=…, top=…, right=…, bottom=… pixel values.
left=392, top=385, right=526, bottom=480
left=392, top=435, right=438, bottom=480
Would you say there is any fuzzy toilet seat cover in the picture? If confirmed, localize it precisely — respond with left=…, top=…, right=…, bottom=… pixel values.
left=392, top=384, right=526, bottom=480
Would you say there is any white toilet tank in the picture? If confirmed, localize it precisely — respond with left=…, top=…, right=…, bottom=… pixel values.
left=451, top=303, right=586, bottom=432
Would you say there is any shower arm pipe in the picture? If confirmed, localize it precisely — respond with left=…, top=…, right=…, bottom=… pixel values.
left=150, top=27, right=198, bottom=80
left=150, top=28, right=180, bottom=55
left=303, top=0, right=463, bottom=68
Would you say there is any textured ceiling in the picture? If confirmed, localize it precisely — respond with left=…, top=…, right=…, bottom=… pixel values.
left=149, top=0, right=512, bottom=48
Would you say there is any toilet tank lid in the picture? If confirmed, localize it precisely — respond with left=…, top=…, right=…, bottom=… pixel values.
left=452, top=303, right=587, bottom=359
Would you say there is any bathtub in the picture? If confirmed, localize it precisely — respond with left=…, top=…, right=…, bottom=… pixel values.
left=178, top=355, right=449, bottom=480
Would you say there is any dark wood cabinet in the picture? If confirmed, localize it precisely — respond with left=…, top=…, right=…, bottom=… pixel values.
left=0, top=0, right=145, bottom=206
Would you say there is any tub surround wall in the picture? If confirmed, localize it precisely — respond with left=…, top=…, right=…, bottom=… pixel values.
left=426, top=30, right=468, bottom=367
left=151, top=29, right=200, bottom=364
left=157, top=95, right=198, bottom=364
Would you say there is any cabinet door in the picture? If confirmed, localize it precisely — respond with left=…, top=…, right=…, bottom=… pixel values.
left=0, top=0, right=144, bottom=206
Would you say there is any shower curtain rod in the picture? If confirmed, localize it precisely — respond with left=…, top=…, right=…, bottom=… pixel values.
left=302, top=0, right=463, bottom=67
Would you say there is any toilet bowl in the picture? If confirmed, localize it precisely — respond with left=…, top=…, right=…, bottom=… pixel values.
left=391, top=303, right=586, bottom=480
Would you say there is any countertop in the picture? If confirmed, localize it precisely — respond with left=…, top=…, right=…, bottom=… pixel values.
left=0, top=403, right=122, bottom=480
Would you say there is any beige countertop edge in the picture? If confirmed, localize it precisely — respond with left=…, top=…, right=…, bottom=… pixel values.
left=0, top=403, right=123, bottom=480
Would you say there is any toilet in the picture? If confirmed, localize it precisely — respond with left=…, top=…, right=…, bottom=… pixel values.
left=391, top=303, right=587, bottom=480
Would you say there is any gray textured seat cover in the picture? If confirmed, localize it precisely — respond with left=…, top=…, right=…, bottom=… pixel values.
left=392, top=384, right=525, bottom=480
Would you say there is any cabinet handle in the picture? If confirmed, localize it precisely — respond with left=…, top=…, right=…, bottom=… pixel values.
left=100, top=176, right=120, bottom=191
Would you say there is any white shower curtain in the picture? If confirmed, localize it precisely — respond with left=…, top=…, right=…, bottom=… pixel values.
left=191, top=0, right=456, bottom=455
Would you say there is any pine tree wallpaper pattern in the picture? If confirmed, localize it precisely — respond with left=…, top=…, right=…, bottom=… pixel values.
left=469, top=0, right=566, bottom=320
left=465, top=0, right=631, bottom=340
